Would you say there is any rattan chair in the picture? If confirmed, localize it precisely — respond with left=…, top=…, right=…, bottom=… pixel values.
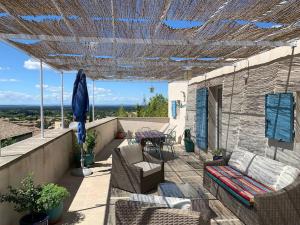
left=163, top=130, right=176, bottom=156
left=111, top=144, right=164, bottom=193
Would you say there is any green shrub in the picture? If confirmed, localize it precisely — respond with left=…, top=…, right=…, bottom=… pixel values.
left=0, top=175, right=70, bottom=214
left=0, top=174, right=42, bottom=214
left=37, top=184, right=70, bottom=211
left=84, top=130, right=97, bottom=153
left=212, top=148, right=226, bottom=156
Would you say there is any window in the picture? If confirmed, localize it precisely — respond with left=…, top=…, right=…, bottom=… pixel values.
left=265, top=93, right=294, bottom=143
left=171, top=100, right=177, bottom=119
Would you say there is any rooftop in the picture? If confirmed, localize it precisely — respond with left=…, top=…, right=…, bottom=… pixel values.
left=0, top=119, right=33, bottom=140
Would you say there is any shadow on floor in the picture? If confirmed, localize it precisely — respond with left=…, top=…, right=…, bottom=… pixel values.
left=58, top=139, right=124, bottom=225
left=57, top=211, right=85, bottom=225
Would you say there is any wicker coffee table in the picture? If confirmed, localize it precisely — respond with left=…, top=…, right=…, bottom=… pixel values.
left=158, top=182, right=213, bottom=219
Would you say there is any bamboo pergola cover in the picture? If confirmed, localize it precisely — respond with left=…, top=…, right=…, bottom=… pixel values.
left=0, top=0, right=299, bottom=80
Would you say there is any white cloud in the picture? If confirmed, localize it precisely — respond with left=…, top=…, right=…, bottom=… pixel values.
left=35, top=84, right=49, bottom=88
left=34, top=84, right=73, bottom=103
left=24, top=59, right=51, bottom=70
left=0, top=66, right=10, bottom=71
left=0, top=90, right=38, bottom=103
left=0, top=78, right=19, bottom=82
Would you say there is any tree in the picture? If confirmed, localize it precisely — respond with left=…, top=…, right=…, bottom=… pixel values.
left=143, top=94, right=168, bottom=117
left=136, top=104, right=145, bottom=117
left=116, top=106, right=128, bottom=117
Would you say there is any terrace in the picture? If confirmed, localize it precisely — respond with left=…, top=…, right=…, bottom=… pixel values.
left=1, top=1, right=300, bottom=225
left=1, top=117, right=243, bottom=225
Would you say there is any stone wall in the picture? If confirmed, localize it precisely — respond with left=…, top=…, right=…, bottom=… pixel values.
left=186, top=55, right=300, bottom=169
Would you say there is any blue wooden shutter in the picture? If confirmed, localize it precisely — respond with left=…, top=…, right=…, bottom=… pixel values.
left=171, top=101, right=177, bottom=119
left=196, top=88, right=208, bottom=150
left=265, top=93, right=294, bottom=143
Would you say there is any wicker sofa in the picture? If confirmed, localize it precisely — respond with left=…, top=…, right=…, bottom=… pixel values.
left=115, top=199, right=210, bottom=225
left=203, top=149, right=300, bottom=225
left=111, top=144, right=164, bottom=193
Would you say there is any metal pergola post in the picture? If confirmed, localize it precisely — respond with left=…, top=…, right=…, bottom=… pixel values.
left=40, top=59, right=44, bottom=138
left=61, top=71, right=64, bottom=129
left=92, top=79, right=95, bottom=121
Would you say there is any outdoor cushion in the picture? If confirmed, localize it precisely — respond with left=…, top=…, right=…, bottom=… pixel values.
left=119, top=144, right=143, bottom=165
left=228, top=150, right=300, bottom=191
left=134, top=161, right=161, bottom=177
left=206, top=166, right=273, bottom=206
left=228, top=150, right=256, bottom=174
left=130, top=194, right=191, bottom=210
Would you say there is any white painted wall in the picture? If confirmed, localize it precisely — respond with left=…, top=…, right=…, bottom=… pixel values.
left=168, top=81, right=188, bottom=144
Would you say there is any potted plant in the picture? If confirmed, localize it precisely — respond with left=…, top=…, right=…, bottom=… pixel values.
left=37, top=183, right=70, bottom=224
left=184, top=129, right=194, bottom=152
left=0, top=175, right=48, bottom=225
left=212, top=148, right=224, bottom=160
left=74, top=130, right=97, bottom=167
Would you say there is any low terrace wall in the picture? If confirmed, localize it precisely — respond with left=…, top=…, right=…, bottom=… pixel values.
left=0, top=117, right=167, bottom=225
left=117, top=117, right=169, bottom=133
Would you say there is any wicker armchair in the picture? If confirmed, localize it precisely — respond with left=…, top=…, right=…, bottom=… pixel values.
left=115, top=200, right=210, bottom=225
left=204, top=158, right=300, bottom=225
left=111, top=144, right=164, bottom=193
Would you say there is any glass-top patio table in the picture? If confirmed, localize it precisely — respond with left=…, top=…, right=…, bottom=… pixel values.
left=135, top=130, right=165, bottom=160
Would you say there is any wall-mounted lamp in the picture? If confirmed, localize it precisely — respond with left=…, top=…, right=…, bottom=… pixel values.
left=181, top=91, right=186, bottom=102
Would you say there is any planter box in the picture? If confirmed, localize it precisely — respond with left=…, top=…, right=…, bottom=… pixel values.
left=74, top=152, right=94, bottom=167
left=184, top=139, right=194, bottom=152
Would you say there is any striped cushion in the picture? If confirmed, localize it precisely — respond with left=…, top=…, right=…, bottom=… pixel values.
left=206, top=166, right=274, bottom=205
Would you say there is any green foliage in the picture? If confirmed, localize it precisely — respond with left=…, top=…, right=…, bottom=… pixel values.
left=37, top=184, right=69, bottom=211
left=212, top=148, right=225, bottom=156
left=0, top=174, right=42, bottom=214
left=1, top=138, right=16, bottom=147
left=118, top=94, right=168, bottom=118
left=136, top=104, right=145, bottom=117
left=0, top=174, right=70, bottom=214
left=143, top=94, right=168, bottom=117
left=116, top=106, right=128, bottom=117
left=84, top=130, right=97, bottom=153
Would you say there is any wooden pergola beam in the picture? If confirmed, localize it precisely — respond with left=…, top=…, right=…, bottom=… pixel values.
left=1, top=33, right=295, bottom=47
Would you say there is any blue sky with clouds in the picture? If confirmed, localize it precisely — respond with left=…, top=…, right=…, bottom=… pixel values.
left=0, top=42, right=167, bottom=106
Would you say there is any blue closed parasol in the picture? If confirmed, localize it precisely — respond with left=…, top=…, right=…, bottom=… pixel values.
left=72, top=69, right=89, bottom=144
left=71, top=69, right=92, bottom=176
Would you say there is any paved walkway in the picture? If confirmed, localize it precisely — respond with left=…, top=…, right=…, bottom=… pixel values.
left=57, top=139, right=123, bottom=225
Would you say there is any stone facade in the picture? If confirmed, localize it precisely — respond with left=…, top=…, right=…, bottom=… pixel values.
left=186, top=56, right=300, bottom=169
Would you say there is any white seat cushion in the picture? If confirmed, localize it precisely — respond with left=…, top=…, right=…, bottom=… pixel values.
left=119, top=144, right=143, bottom=165
left=134, top=161, right=161, bottom=177
left=228, top=150, right=256, bottom=174
left=228, top=150, right=300, bottom=191
left=130, top=194, right=191, bottom=210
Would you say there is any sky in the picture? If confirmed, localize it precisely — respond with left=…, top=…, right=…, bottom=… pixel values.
left=0, top=42, right=168, bottom=106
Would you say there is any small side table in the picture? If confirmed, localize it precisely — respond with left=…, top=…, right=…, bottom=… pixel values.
left=158, top=182, right=214, bottom=221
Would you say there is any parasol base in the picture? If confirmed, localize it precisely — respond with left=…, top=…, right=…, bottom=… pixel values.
left=71, top=167, right=93, bottom=177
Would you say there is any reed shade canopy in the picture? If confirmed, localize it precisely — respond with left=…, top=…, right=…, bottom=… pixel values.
left=0, top=0, right=299, bottom=81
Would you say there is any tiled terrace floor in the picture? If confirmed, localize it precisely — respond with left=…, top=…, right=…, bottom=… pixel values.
left=57, top=140, right=243, bottom=225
